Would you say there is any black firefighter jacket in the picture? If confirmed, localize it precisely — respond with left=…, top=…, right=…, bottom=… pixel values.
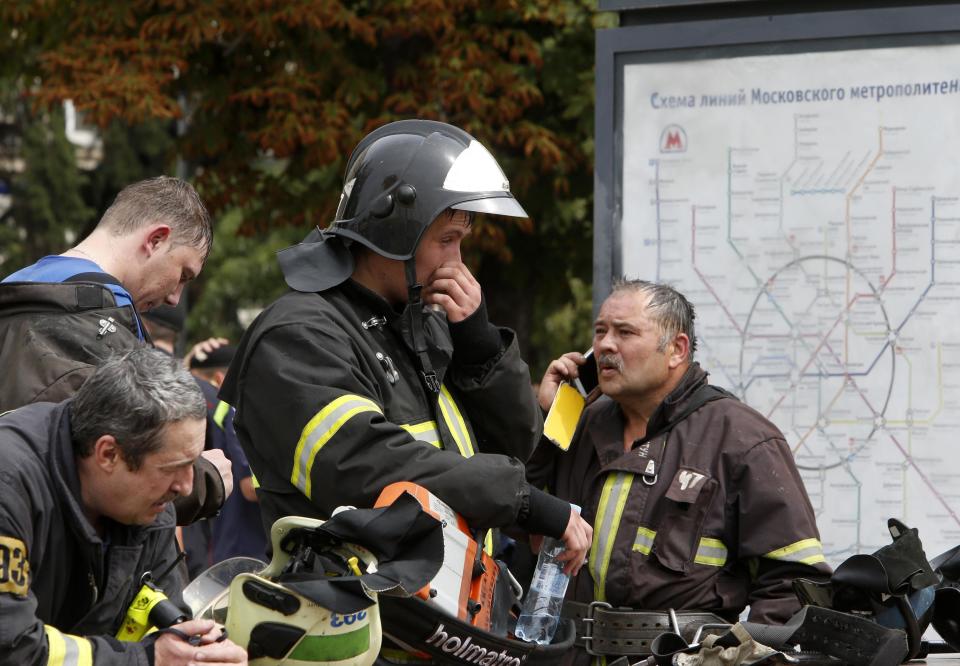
left=527, top=364, right=832, bottom=663
left=221, top=280, right=567, bottom=538
left=0, top=402, right=187, bottom=666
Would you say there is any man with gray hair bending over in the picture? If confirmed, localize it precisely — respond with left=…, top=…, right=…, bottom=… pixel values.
left=0, top=347, right=247, bottom=666
left=527, top=279, right=830, bottom=666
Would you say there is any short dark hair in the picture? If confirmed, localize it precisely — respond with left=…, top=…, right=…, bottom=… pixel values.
left=70, top=347, right=206, bottom=470
left=99, top=176, right=213, bottom=260
left=610, top=278, right=698, bottom=359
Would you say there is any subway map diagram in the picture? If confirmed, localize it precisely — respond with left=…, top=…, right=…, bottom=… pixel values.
left=621, top=45, right=960, bottom=562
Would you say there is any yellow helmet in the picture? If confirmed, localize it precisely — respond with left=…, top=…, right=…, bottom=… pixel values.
left=225, top=516, right=382, bottom=666
left=187, top=495, right=444, bottom=666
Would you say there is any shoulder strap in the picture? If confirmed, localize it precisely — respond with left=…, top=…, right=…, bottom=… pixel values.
left=63, top=271, right=150, bottom=344
left=660, top=384, right=736, bottom=433
left=64, top=271, right=123, bottom=285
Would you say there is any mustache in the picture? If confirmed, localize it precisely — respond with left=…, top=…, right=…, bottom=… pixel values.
left=597, top=353, right=622, bottom=371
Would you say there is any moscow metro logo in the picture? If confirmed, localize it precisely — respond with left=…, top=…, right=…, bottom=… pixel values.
left=659, top=124, right=687, bottom=153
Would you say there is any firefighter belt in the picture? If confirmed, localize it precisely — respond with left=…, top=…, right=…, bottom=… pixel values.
left=563, top=600, right=730, bottom=657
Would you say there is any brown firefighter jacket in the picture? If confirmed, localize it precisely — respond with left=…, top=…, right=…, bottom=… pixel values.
left=526, top=363, right=831, bottom=656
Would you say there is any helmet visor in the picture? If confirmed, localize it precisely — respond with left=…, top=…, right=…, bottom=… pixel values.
left=452, top=196, right=527, bottom=218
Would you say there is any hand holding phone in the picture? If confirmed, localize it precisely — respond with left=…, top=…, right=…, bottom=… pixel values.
left=573, top=348, right=599, bottom=397
left=541, top=348, right=598, bottom=451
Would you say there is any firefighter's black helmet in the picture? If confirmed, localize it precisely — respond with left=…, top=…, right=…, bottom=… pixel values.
left=279, top=120, right=527, bottom=293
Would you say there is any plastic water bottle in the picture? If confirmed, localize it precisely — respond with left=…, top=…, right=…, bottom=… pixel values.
left=515, top=505, right=580, bottom=645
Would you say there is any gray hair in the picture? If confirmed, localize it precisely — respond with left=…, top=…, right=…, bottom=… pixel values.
left=99, top=176, right=213, bottom=260
left=611, top=278, right=698, bottom=359
left=70, top=347, right=206, bottom=470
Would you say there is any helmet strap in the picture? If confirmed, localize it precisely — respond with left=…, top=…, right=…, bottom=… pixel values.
left=404, top=259, right=441, bottom=393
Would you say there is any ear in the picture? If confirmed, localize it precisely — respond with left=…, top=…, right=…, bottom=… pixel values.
left=213, top=369, right=227, bottom=387
left=143, top=225, right=173, bottom=257
left=92, top=435, right=123, bottom=472
left=668, top=333, right=690, bottom=369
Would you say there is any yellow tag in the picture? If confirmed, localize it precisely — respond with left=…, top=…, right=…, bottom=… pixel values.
left=117, top=583, right=167, bottom=642
left=543, top=383, right=585, bottom=452
left=0, top=536, right=30, bottom=596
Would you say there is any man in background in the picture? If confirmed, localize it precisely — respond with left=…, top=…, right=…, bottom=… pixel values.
left=190, top=345, right=267, bottom=565
left=0, top=176, right=231, bottom=525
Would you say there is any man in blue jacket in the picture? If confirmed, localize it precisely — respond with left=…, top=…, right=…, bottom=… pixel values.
left=4, top=175, right=209, bottom=334
left=0, top=176, right=232, bottom=525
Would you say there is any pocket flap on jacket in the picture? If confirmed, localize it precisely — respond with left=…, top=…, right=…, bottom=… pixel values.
left=665, top=468, right=711, bottom=504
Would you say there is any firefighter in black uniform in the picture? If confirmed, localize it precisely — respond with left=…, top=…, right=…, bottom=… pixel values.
left=221, top=120, right=591, bottom=575
left=0, top=347, right=247, bottom=666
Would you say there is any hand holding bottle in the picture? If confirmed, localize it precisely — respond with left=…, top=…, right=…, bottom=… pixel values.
left=555, top=505, right=592, bottom=576
left=516, top=505, right=589, bottom=646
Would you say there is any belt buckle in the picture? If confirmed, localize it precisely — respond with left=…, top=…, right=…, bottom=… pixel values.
left=582, top=601, right=612, bottom=656
left=691, top=622, right=733, bottom=645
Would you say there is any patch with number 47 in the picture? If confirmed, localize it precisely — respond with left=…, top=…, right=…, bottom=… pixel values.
left=0, top=536, right=30, bottom=596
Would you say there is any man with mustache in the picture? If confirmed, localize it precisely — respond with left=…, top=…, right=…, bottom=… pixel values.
left=0, top=347, right=247, bottom=666
left=529, top=279, right=829, bottom=665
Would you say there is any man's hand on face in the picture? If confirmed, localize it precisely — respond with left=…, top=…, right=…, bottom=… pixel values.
left=201, top=449, right=234, bottom=500
left=154, top=619, right=247, bottom=666
left=537, top=352, right=589, bottom=411
left=421, top=262, right=482, bottom=323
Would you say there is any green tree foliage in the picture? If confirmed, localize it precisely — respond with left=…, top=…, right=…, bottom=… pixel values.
left=184, top=206, right=307, bottom=340
left=0, top=106, right=93, bottom=272
left=86, top=120, right=177, bottom=223
left=2, top=0, right=615, bottom=374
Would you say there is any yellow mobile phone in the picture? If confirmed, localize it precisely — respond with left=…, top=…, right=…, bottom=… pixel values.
left=543, top=382, right=586, bottom=451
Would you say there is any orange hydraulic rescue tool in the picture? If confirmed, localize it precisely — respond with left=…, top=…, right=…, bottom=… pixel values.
left=375, top=482, right=500, bottom=630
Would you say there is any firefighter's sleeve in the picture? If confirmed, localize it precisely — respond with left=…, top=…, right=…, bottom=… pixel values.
left=445, top=313, right=543, bottom=463
left=0, top=484, right=154, bottom=665
left=523, top=432, right=561, bottom=495
left=737, top=438, right=832, bottom=623
left=242, top=322, right=536, bottom=529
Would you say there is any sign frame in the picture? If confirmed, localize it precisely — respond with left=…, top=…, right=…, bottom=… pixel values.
left=594, top=4, right=960, bottom=308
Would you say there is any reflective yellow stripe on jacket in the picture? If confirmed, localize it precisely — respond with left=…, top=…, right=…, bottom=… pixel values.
left=764, top=538, right=826, bottom=565
left=400, top=421, right=441, bottom=448
left=44, top=626, right=92, bottom=666
left=631, top=527, right=729, bottom=566
left=398, top=384, right=474, bottom=453
left=437, top=384, right=475, bottom=457
left=213, top=400, right=230, bottom=429
left=590, top=473, right=633, bottom=602
left=292, top=395, right=382, bottom=499
left=293, top=388, right=489, bottom=550
left=292, top=386, right=477, bottom=494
